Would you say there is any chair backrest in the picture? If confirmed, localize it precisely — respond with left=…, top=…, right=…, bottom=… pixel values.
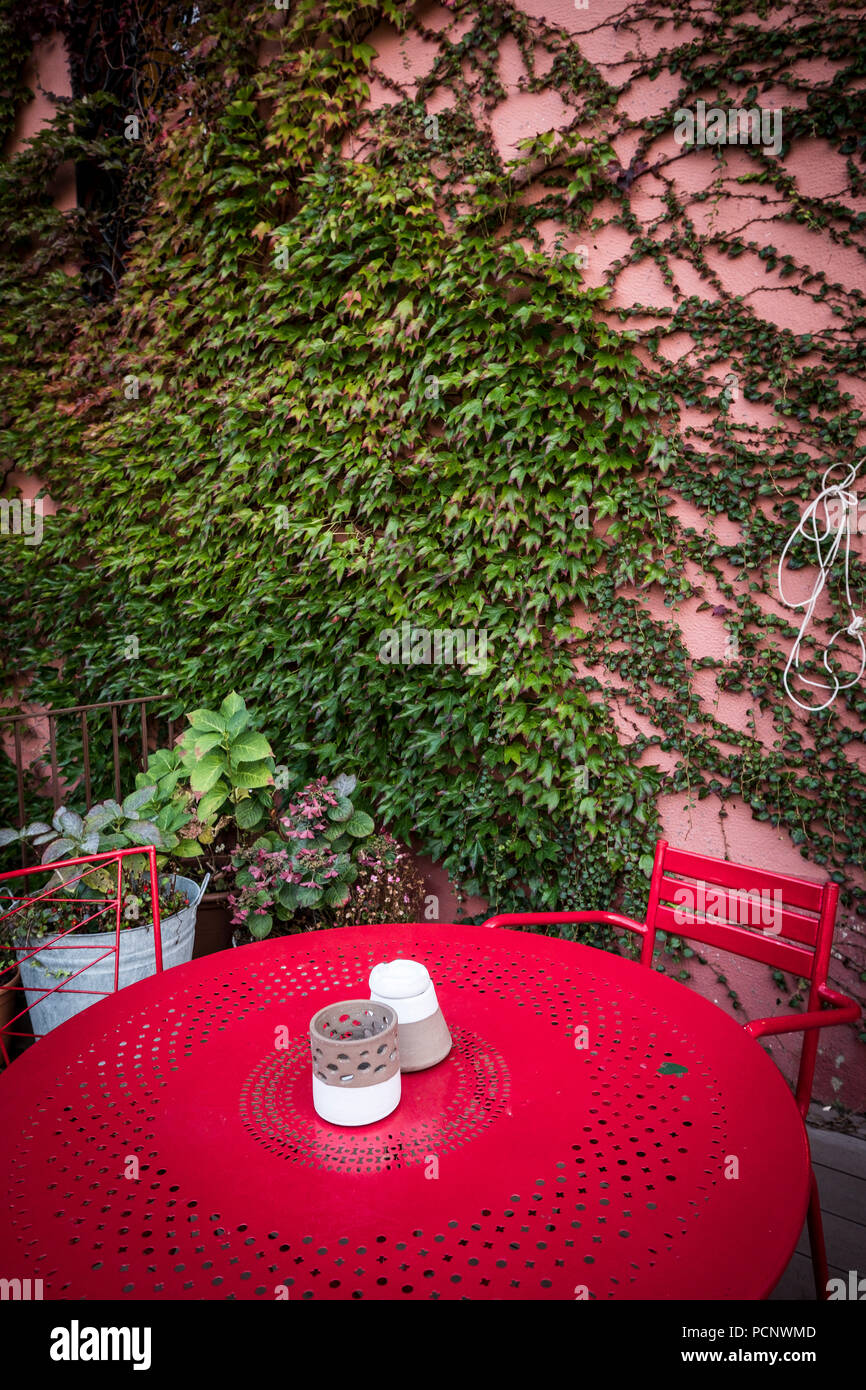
left=645, top=838, right=839, bottom=1108
left=646, top=838, right=837, bottom=993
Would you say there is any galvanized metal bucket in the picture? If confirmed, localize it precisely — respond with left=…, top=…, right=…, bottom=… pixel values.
left=13, top=875, right=205, bottom=1037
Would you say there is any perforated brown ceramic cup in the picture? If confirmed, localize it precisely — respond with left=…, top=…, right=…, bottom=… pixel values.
left=309, top=999, right=401, bottom=1126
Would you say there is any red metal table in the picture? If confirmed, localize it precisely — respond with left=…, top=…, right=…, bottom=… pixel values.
left=0, top=923, right=810, bottom=1300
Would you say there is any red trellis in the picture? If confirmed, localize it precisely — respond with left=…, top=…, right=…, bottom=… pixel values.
left=0, top=845, right=162, bottom=1066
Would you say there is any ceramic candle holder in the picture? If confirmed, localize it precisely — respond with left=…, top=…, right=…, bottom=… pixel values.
left=309, top=999, right=401, bottom=1126
left=369, top=960, right=452, bottom=1073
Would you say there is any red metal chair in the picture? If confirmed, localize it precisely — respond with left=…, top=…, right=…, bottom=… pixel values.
left=0, top=846, right=163, bottom=1066
left=482, top=837, right=861, bottom=1300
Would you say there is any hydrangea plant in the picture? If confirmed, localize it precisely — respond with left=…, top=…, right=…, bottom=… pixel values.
left=176, top=691, right=275, bottom=832
left=229, top=774, right=374, bottom=939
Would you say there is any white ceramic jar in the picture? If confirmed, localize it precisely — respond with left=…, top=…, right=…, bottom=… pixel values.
left=369, top=959, right=452, bottom=1072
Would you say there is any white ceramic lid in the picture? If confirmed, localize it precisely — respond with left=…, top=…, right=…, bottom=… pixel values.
left=369, top=959, right=431, bottom=999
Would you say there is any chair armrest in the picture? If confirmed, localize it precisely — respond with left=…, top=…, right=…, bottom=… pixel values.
left=481, top=910, right=647, bottom=940
left=745, top=983, right=860, bottom=1040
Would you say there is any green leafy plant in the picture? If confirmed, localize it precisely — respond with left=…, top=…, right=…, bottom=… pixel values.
left=0, top=793, right=163, bottom=887
left=176, top=691, right=276, bottom=833
left=2, top=873, right=191, bottom=954
left=134, top=746, right=221, bottom=861
left=330, top=832, right=427, bottom=927
left=230, top=774, right=375, bottom=939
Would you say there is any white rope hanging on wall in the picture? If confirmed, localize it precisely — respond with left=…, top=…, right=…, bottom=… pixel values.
left=778, top=461, right=866, bottom=713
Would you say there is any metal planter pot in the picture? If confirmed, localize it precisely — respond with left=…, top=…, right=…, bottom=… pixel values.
left=14, top=875, right=203, bottom=1037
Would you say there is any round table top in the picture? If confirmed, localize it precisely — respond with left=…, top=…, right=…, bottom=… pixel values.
left=0, top=922, right=810, bottom=1301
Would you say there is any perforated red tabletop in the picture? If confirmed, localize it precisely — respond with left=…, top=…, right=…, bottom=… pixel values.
left=0, top=923, right=810, bottom=1300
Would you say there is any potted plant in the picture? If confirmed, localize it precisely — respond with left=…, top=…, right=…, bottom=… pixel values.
left=137, top=691, right=277, bottom=956
left=229, top=775, right=420, bottom=943
left=132, top=743, right=232, bottom=956
left=329, top=831, right=428, bottom=927
left=0, top=798, right=206, bottom=1036
left=170, top=690, right=276, bottom=832
left=7, top=872, right=199, bottom=1037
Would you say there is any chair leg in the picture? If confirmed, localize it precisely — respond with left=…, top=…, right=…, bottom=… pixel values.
left=807, top=1167, right=829, bottom=1300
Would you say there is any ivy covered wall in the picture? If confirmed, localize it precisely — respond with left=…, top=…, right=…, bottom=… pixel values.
left=1, top=0, right=865, bottom=1106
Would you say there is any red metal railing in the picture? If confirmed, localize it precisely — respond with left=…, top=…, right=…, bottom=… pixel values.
left=0, top=845, right=162, bottom=1066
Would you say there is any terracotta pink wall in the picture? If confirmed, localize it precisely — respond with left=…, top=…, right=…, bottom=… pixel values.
left=3, top=30, right=74, bottom=179
left=1, top=33, right=67, bottom=782
left=2, top=30, right=69, bottom=501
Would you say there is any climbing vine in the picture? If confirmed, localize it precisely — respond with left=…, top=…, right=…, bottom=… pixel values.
left=1, top=0, right=865, bottom=1054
